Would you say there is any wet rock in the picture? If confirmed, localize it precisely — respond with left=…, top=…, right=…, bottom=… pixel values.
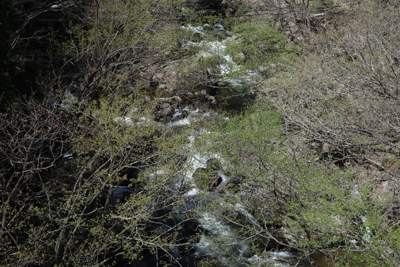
left=155, top=97, right=186, bottom=121
left=194, top=90, right=208, bottom=97
left=207, top=95, right=217, bottom=105
left=219, top=206, right=249, bottom=226
left=159, top=96, right=182, bottom=104
left=216, top=85, right=256, bottom=109
left=159, top=105, right=173, bottom=118
left=173, top=109, right=190, bottom=121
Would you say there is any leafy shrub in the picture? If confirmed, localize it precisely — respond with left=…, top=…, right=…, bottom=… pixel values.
left=197, top=105, right=400, bottom=265
left=225, top=20, right=297, bottom=75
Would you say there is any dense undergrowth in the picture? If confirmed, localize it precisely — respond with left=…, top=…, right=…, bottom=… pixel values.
left=1, top=0, right=400, bottom=266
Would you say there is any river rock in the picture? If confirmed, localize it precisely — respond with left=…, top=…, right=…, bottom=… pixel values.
left=194, top=90, right=208, bottom=97
left=133, top=61, right=181, bottom=95
left=207, top=95, right=217, bottom=105
left=159, top=96, right=182, bottom=104
left=159, top=105, right=173, bottom=118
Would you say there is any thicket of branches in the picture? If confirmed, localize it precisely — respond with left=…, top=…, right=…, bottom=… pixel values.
left=263, top=1, right=400, bottom=174
left=193, top=1, right=400, bottom=266
left=2, top=0, right=400, bottom=266
left=0, top=1, right=196, bottom=266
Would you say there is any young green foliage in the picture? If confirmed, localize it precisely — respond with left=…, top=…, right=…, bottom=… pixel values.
left=0, top=0, right=197, bottom=265
left=225, top=20, right=297, bottom=76
left=196, top=104, right=399, bottom=265
left=61, top=0, right=185, bottom=100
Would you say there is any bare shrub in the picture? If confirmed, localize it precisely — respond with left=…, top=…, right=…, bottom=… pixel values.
left=263, top=3, right=400, bottom=174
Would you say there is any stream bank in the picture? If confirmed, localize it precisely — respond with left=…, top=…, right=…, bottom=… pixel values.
left=116, top=2, right=300, bottom=266
left=4, top=0, right=389, bottom=266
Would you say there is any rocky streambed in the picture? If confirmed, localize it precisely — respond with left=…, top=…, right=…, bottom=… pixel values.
left=101, top=2, right=317, bottom=267
left=102, top=3, right=300, bottom=266
left=57, top=1, right=354, bottom=266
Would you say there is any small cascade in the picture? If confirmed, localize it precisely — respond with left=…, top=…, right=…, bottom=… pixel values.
left=177, top=131, right=294, bottom=266
left=182, top=21, right=259, bottom=83
left=106, top=9, right=297, bottom=266
left=181, top=20, right=260, bottom=108
left=169, top=108, right=200, bottom=127
left=60, top=91, right=78, bottom=110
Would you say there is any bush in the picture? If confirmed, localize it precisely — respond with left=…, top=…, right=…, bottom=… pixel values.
left=225, top=20, right=297, bottom=76
left=0, top=1, right=195, bottom=265
left=197, top=104, right=400, bottom=265
left=261, top=2, right=400, bottom=173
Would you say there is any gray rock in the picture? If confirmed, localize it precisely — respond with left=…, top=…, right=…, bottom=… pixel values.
left=160, top=106, right=173, bottom=118
left=207, top=95, right=217, bottom=105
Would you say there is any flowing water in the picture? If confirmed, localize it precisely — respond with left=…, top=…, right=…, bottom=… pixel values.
left=181, top=20, right=260, bottom=109
left=159, top=11, right=305, bottom=265
left=52, top=3, right=371, bottom=266
left=174, top=128, right=295, bottom=267
left=104, top=13, right=299, bottom=266
left=59, top=8, right=304, bottom=266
